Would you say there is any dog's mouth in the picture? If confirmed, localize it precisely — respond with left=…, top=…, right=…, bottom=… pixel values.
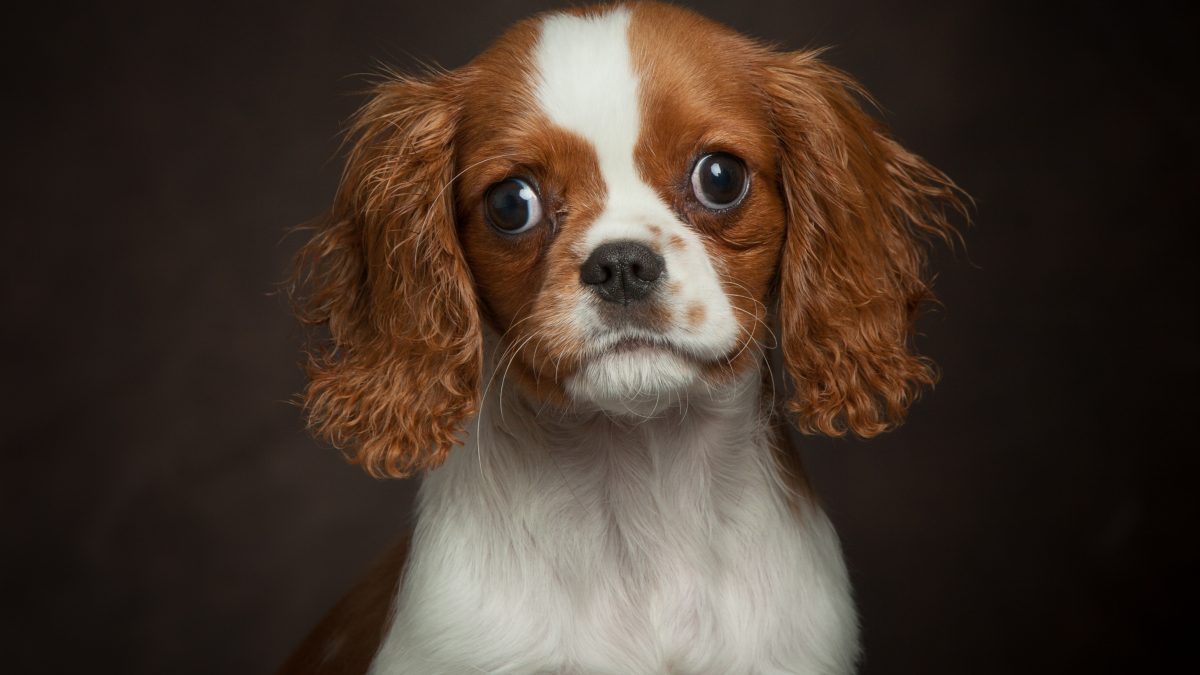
left=588, top=334, right=710, bottom=366
left=609, top=336, right=668, bottom=353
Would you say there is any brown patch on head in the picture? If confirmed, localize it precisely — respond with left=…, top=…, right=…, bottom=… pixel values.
left=628, top=3, right=785, bottom=381
left=453, top=19, right=610, bottom=403
left=626, top=2, right=963, bottom=429
left=294, top=1, right=963, bottom=460
left=292, top=13, right=616, bottom=471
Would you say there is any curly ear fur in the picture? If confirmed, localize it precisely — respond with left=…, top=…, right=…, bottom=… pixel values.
left=292, top=72, right=481, bottom=478
left=765, top=52, right=966, bottom=438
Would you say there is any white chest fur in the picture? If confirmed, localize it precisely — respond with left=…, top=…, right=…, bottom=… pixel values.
left=368, top=370, right=859, bottom=674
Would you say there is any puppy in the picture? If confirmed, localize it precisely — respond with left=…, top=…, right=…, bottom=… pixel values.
left=282, top=2, right=962, bottom=673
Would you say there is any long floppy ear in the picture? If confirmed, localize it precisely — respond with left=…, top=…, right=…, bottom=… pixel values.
left=292, top=71, right=481, bottom=478
left=764, top=51, right=965, bottom=438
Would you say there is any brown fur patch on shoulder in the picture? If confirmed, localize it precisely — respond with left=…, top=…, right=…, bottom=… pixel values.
left=276, top=536, right=411, bottom=675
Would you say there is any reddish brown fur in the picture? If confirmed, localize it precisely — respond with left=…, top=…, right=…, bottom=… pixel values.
left=629, top=4, right=788, bottom=382
left=291, top=0, right=964, bottom=478
left=286, top=2, right=964, bottom=670
left=276, top=539, right=410, bottom=675
left=762, top=52, right=965, bottom=437
left=457, top=119, right=606, bottom=404
left=452, top=18, right=615, bottom=404
left=292, top=70, right=483, bottom=478
left=629, top=3, right=964, bottom=433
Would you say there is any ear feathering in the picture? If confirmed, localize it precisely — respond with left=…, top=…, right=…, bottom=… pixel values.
left=765, top=50, right=968, bottom=438
left=291, top=71, right=482, bottom=478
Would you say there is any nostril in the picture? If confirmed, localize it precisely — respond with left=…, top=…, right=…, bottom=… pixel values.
left=632, top=254, right=663, bottom=283
left=580, top=259, right=612, bottom=286
left=580, top=240, right=665, bottom=303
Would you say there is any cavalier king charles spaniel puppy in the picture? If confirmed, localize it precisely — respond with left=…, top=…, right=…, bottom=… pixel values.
left=281, top=2, right=962, bottom=673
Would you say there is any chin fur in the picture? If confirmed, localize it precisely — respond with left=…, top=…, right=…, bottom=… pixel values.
left=565, top=348, right=702, bottom=416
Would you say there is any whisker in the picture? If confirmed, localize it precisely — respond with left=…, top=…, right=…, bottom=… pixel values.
left=498, top=333, right=539, bottom=423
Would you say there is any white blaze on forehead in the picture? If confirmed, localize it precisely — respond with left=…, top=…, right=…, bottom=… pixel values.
left=533, top=7, right=741, bottom=377
left=534, top=7, right=639, bottom=208
left=534, top=6, right=691, bottom=252
left=534, top=7, right=673, bottom=248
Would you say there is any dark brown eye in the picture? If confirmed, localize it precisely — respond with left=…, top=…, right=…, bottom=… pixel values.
left=690, top=152, right=749, bottom=210
left=484, top=178, right=543, bottom=234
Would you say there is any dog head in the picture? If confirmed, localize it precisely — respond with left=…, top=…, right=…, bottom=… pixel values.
left=293, top=2, right=963, bottom=477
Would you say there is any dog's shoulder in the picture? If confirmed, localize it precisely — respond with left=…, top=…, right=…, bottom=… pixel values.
left=276, top=536, right=410, bottom=675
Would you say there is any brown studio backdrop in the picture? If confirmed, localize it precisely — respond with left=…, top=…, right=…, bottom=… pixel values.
left=4, top=0, right=1195, bottom=673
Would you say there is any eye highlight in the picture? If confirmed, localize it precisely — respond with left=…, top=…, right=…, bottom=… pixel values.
left=484, top=178, right=543, bottom=234
left=690, top=152, right=749, bottom=210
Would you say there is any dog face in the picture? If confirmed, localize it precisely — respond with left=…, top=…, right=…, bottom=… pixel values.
left=294, top=2, right=962, bottom=477
left=456, top=6, right=785, bottom=414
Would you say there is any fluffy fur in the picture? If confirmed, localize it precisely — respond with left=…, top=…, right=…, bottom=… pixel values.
left=285, top=3, right=963, bottom=673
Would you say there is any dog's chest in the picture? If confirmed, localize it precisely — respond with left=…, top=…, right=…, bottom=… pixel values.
left=411, top=474, right=800, bottom=673
left=534, top=472, right=784, bottom=669
left=369, top=412, right=858, bottom=674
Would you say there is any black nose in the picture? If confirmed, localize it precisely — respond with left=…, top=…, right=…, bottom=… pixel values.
left=579, top=240, right=665, bottom=304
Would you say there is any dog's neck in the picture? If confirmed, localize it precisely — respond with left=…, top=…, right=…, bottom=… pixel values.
left=376, top=350, right=857, bottom=673
left=419, top=353, right=790, bottom=530
left=406, top=351, right=820, bottom=610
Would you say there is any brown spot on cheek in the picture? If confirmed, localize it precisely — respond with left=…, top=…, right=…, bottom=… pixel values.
left=628, top=3, right=788, bottom=383
left=685, top=302, right=706, bottom=328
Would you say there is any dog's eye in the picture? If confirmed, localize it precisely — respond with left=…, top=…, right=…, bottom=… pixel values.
left=485, top=178, right=543, bottom=234
left=690, top=152, right=749, bottom=210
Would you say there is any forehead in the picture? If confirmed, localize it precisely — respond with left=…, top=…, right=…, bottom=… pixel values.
left=457, top=4, right=774, bottom=188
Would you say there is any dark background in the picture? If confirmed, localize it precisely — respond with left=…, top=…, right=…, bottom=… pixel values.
left=5, top=0, right=1196, bottom=673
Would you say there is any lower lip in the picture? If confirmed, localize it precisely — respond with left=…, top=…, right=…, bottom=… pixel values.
left=592, top=339, right=706, bottom=368
left=610, top=338, right=663, bottom=352
left=606, top=339, right=697, bottom=363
